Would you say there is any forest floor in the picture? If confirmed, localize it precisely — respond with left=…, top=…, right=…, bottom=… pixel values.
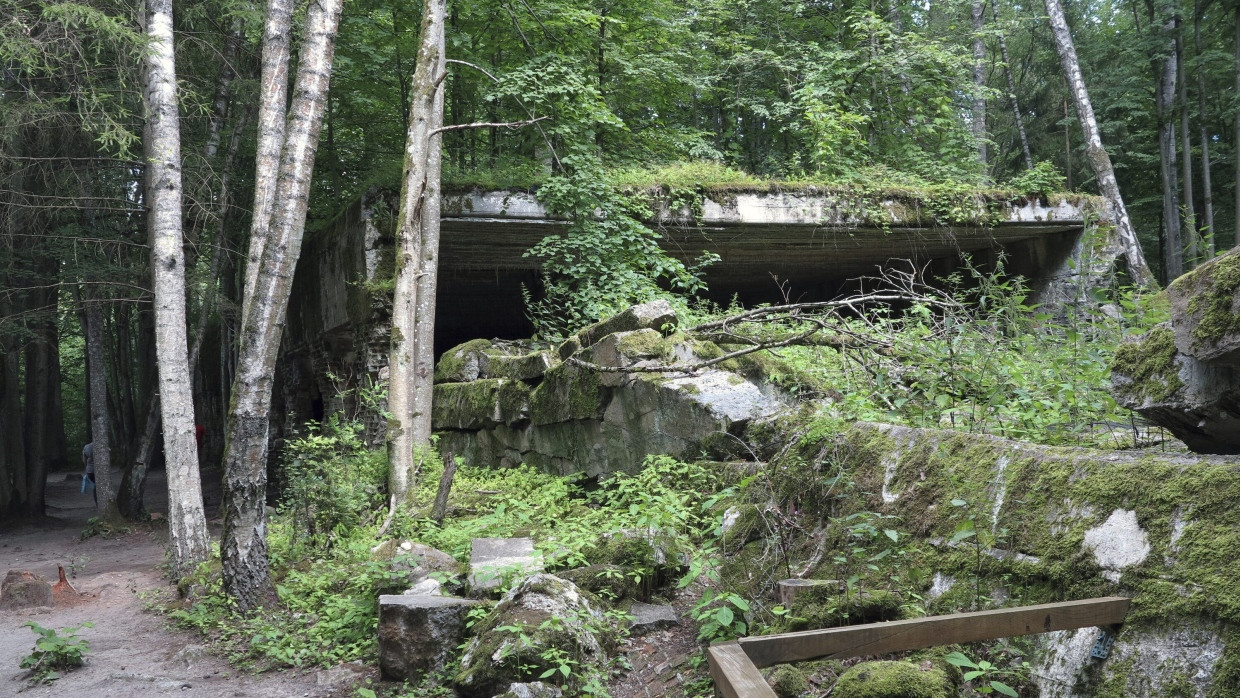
left=0, top=470, right=374, bottom=697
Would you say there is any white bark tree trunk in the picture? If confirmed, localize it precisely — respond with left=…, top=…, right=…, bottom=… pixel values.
left=1043, top=0, right=1156, bottom=287
left=239, top=0, right=293, bottom=331
left=387, top=0, right=446, bottom=507
left=222, top=0, right=343, bottom=611
left=992, top=1, right=1033, bottom=170
left=141, top=0, right=209, bottom=577
left=1157, top=28, right=1183, bottom=279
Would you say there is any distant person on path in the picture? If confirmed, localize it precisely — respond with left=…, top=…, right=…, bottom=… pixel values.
left=82, top=442, right=96, bottom=505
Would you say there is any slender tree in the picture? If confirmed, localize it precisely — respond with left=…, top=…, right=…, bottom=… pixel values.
left=1157, top=20, right=1183, bottom=279
left=141, top=0, right=210, bottom=575
left=387, top=0, right=446, bottom=507
left=221, top=0, right=343, bottom=611
left=1043, top=0, right=1156, bottom=286
left=992, top=0, right=1033, bottom=170
left=1194, top=0, right=1215, bottom=254
left=1176, top=18, right=1198, bottom=266
left=971, top=0, right=988, bottom=172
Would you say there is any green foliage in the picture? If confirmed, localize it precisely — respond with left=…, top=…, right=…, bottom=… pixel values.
left=1003, top=161, right=1067, bottom=195
left=19, top=621, right=92, bottom=684
left=279, top=413, right=388, bottom=553
left=522, top=155, right=717, bottom=339
left=944, top=651, right=1029, bottom=697
left=710, top=258, right=1154, bottom=447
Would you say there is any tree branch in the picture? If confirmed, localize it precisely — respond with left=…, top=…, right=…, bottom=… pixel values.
left=428, top=116, right=548, bottom=137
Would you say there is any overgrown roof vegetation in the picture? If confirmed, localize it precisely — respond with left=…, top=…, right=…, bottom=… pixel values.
left=439, top=160, right=1081, bottom=201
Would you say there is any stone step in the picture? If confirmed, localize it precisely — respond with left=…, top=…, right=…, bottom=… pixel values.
left=378, top=594, right=483, bottom=681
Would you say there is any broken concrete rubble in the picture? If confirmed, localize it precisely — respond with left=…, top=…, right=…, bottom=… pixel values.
left=434, top=304, right=788, bottom=475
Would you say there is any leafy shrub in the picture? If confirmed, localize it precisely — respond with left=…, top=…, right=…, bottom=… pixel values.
left=20, top=621, right=92, bottom=684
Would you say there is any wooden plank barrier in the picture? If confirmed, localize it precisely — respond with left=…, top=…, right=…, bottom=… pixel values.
left=709, top=597, right=1129, bottom=697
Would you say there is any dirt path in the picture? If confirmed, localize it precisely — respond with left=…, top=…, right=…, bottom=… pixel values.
left=0, top=471, right=371, bottom=697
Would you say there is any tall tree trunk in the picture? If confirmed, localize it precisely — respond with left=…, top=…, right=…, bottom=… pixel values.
left=992, top=0, right=1033, bottom=170
left=239, top=0, right=293, bottom=331
left=1157, top=27, right=1184, bottom=279
left=971, top=0, right=988, bottom=173
left=142, top=0, right=210, bottom=577
left=222, top=0, right=343, bottom=611
left=1043, top=0, right=1156, bottom=286
left=79, top=287, right=115, bottom=513
left=0, top=277, right=26, bottom=518
left=23, top=275, right=56, bottom=517
left=387, top=0, right=446, bottom=507
left=1192, top=0, right=1214, bottom=255
left=1177, top=18, right=1198, bottom=266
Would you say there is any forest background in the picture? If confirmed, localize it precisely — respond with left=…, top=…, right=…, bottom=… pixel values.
left=1, top=0, right=1238, bottom=589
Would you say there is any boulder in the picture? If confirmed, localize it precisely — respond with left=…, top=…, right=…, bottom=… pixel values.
left=372, top=541, right=463, bottom=589
left=833, top=660, right=955, bottom=698
left=627, top=602, right=677, bottom=635
left=1111, top=252, right=1240, bottom=452
left=469, top=538, right=545, bottom=595
left=455, top=574, right=613, bottom=697
left=491, top=683, right=563, bottom=698
left=0, top=570, right=53, bottom=610
left=378, top=594, right=483, bottom=681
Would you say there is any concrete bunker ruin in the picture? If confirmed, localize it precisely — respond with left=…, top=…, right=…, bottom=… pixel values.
left=276, top=187, right=1114, bottom=432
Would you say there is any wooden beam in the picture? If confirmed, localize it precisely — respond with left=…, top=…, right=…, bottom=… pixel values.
left=708, top=642, right=777, bottom=698
left=739, top=597, right=1130, bottom=668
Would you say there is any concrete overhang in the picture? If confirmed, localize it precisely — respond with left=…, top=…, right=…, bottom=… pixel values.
left=440, top=189, right=1101, bottom=296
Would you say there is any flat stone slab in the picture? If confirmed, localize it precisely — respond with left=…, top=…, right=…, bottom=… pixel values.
left=469, top=537, right=545, bottom=593
left=378, top=595, right=483, bottom=681
left=628, top=602, right=678, bottom=635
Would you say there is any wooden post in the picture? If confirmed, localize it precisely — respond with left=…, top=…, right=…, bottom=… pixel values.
left=430, top=452, right=457, bottom=525
left=707, top=643, right=776, bottom=698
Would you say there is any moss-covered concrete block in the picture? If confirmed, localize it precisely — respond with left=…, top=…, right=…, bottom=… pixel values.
left=574, top=300, right=679, bottom=348
left=1168, top=250, right=1240, bottom=362
left=529, top=361, right=605, bottom=425
left=432, top=379, right=531, bottom=430
left=435, top=339, right=495, bottom=383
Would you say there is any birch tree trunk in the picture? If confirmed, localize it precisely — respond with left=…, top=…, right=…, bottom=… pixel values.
left=1193, top=0, right=1213, bottom=255
left=239, top=0, right=293, bottom=331
left=971, top=0, right=988, bottom=172
left=142, top=0, right=210, bottom=577
left=1176, top=19, right=1198, bottom=266
left=387, top=0, right=446, bottom=507
left=1157, top=31, right=1183, bottom=279
left=992, top=1, right=1033, bottom=170
left=1043, top=0, right=1156, bottom=286
left=222, top=0, right=343, bottom=611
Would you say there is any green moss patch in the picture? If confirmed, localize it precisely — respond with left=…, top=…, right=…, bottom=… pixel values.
left=833, top=660, right=954, bottom=698
left=1110, top=324, right=1183, bottom=405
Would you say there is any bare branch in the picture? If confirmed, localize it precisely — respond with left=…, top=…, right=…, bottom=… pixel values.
left=429, top=116, right=549, bottom=137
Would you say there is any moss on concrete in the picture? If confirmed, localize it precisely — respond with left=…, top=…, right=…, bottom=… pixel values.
left=833, top=660, right=954, bottom=698
left=1110, top=324, right=1182, bottom=404
left=1177, top=251, right=1240, bottom=349
left=529, top=361, right=603, bottom=426
left=435, top=338, right=495, bottom=383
